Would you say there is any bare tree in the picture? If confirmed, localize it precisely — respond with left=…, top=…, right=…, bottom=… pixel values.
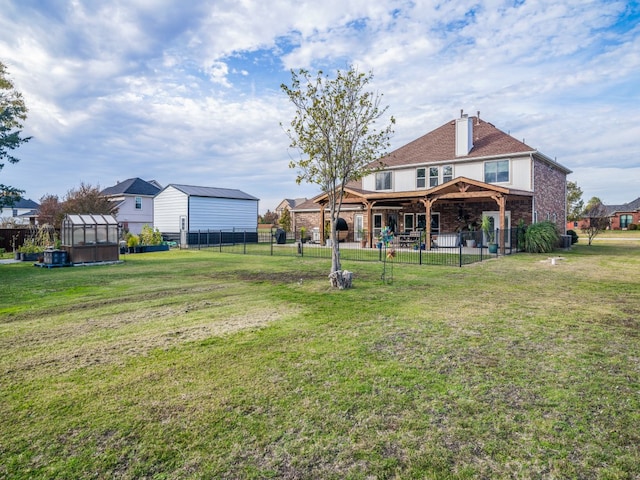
left=38, top=194, right=65, bottom=229
left=62, top=183, right=117, bottom=216
left=581, top=197, right=609, bottom=245
left=281, top=67, right=394, bottom=288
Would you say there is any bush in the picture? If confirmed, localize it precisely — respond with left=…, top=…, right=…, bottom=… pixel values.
left=139, top=225, right=163, bottom=245
left=525, top=221, right=559, bottom=253
left=127, top=234, right=140, bottom=248
left=567, top=229, right=579, bottom=244
left=628, top=223, right=638, bottom=231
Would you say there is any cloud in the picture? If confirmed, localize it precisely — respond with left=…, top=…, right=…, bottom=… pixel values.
left=1, top=0, right=638, bottom=211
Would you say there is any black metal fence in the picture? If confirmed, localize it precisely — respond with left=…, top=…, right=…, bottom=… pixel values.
left=184, top=227, right=525, bottom=267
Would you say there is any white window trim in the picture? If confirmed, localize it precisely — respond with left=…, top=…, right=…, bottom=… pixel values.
left=484, top=159, right=510, bottom=184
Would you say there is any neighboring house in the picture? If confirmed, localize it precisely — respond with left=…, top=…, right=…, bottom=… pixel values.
left=101, top=178, right=162, bottom=235
left=605, top=197, right=640, bottom=230
left=292, top=111, right=572, bottom=251
left=0, top=198, right=39, bottom=225
left=276, top=197, right=307, bottom=230
left=153, top=184, right=259, bottom=247
left=276, top=198, right=307, bottom=216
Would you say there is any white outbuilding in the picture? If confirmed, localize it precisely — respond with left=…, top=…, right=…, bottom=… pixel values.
left=153, top=184, right=259, bottom=247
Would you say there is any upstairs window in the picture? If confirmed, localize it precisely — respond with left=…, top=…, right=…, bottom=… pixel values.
left=416, top=168, right=426, bottom=189
left=429, top=167, right=439, bottom=187
left=375, top=171, right=392, bottom=190
left=135, top=196, right=142, bottom=210
left=443, top=165, right=453, bottom=183
left=484, top=160, right=509, bottom=183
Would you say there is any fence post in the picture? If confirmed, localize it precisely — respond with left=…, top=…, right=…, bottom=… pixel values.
left=243, top=230, right=247, bottom=254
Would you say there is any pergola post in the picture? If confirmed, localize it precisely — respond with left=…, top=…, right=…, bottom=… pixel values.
left=320, top=204, right=326, bottom=246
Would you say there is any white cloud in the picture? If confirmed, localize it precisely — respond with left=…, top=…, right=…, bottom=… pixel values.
left=0, top=0, right=638, bottom=211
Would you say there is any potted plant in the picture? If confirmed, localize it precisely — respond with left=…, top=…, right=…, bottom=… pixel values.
left=139, top=225, right=168, bottom=252
left=127, top=234, right=140, bottom=253
left=482, top=215, right=498, bottom=253
left=299, top=226, right=307, bottom=243
left=19, top=239, right=43, bottom=262
left=358, top=229, right=367, bottom=248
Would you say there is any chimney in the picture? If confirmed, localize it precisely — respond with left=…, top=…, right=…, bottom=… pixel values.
left=455, top=111, right=473, bottom=156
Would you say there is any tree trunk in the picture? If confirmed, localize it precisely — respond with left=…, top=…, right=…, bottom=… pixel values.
left=329, top=270, right=352, bottom=289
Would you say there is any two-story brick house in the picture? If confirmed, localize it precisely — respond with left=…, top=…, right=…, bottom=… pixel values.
left=292, top=112, right=571, bottom=251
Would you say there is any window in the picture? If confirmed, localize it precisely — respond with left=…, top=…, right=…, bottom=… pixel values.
left=484, top=160, right=509, bottom=183
left=135, top=196, right=142, bottom=210
left=620, top=215, right=633, bottom=229
left=416, top=168, right=426, bottom=189
left=404, top=213, right=414, bottom=231
left=416, top=213, right=439, bottom=233
left=373, top=214, right=383, bottom=238
left=443, top=165, right=453, bottom=183
left=429, top=167, right=439, bottom=187
left=375, top=171, right=392, bottom=190
left=12, top=209, right=17, bottom=217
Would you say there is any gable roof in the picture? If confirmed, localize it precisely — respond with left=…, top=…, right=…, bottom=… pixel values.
left=377, top=115, right=571, bottom=170
left=101, top=178, right=161, bottom=196
left=605, top=197, right=640, bottom=215
left=166, top=184, right=259, bottom=201
left=11, top=198, right=40, bottom=209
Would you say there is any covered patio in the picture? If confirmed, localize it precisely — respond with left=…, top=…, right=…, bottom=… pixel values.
left=308, top=177, right=534, bottom=254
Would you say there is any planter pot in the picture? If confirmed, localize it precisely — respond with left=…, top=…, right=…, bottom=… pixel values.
left=21, top=252, right=42, bottom=262
left=360, top=240, right=367, bottom=248
left=141, top=244, right=170, bottom=253
left=488, top=243, right=498, bottom=254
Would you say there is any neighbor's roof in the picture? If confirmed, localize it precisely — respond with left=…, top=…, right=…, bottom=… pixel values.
left=101, top=178, right=162, bottom=196
left=605, top=197, right=640, bottom=215
left=377, top=116, right=570, bottom=173
left=10, top=198, right=40, bottom=209
left=166, top=184, right=259, bottom=201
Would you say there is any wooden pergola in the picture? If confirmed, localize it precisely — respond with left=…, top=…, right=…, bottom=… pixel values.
left=313, top=177, right=533, bottom=254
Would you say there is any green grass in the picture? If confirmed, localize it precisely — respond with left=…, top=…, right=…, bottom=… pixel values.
left=1, top=243, right=639, bottom=479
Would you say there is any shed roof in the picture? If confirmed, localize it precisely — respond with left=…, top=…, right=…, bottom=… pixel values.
left=166, top=184, right=259, bottom=201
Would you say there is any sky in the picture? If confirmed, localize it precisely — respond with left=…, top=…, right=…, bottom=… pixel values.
left=1, top=0, right=639, bottom=213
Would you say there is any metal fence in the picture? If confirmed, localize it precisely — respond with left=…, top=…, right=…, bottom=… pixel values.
left=185, top=227, right=525, bottom=267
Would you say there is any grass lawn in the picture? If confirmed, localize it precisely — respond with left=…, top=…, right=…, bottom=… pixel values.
left=1, top=240, right=639, bottom=479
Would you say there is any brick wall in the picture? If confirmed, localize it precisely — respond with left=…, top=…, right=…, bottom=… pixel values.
left=533, top=159, right=567, bottom=232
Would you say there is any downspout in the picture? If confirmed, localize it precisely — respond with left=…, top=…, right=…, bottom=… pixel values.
left=530, top=153, right=536, bottom=224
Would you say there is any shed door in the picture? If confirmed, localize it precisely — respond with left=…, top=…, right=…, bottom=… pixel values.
left=180, top=215, right=187, bottom=248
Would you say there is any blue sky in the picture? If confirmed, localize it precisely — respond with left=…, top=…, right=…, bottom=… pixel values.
left=1, top=0, right=638, bottom=213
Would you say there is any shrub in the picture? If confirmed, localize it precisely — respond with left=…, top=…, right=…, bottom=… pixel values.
left=139, top=225, right=163, bottom=245
left=628, top=223, right=638, bottom=231
left=567, top=229, right=579, bottom=244
left=525, top=221, right=559, bottom=253
left=127, top=234, right=140, bottom=248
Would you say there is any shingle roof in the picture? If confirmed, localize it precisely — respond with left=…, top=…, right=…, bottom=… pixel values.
left=101, top=178, right=161, bottom=196
left=168, top=184, right=259, bottom=201
left=12, top=198, right=40, bottom=209
left=605, top=197, right=640, bottom=215
left=379, top=116, right=535, bottom=167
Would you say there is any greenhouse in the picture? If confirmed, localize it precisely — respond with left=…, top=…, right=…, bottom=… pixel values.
left=61, top=214, right=120, bottom=263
